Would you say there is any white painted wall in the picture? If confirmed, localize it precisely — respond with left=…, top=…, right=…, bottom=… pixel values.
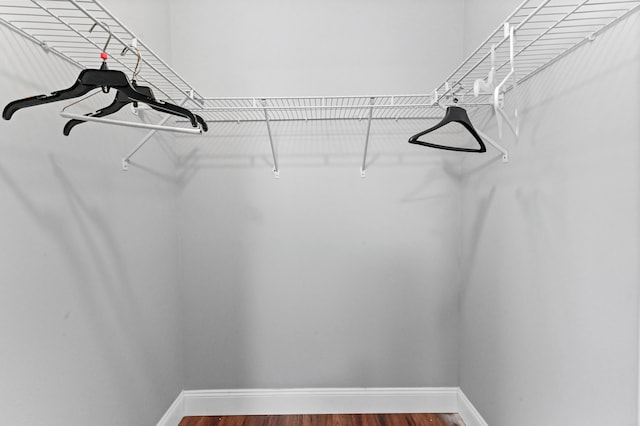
left=0, top=1, right=182, bottom=424
left=462, top=0, right=523, bottom=57
left=5, top=1, right=636, bottom=423
left=459, top=2, right=640, bottom=425
left=168, top=0, right=464, bottom=96
left=100, top=0, right=173, bottom=63
left=175, top=128, right=463, bottom=389
left=168, top=0, right=467, bottom=390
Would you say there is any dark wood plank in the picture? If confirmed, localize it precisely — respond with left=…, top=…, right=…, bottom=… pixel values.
left=179, top=414, right=465, bottom=426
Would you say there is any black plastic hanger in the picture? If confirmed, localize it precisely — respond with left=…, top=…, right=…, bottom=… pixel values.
left=62, top=44, right=207, bottom=135
left=3, top=69, right=201, bottom=129
left=62, top=80, right=208, bottom=135
left=408, top=105, right=486, bottom=153
left=3, top=29, right=202, bottom=129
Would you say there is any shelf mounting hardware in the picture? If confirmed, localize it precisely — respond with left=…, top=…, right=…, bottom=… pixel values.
left=477, top=128, right=509, bottom=163
left=262, top=99, right=280, bottom=178
left=494, top=23, right=519, bottom=139
left=121, top=95, right=192, bottom=171
left=360, top=97, right=375, bottom=178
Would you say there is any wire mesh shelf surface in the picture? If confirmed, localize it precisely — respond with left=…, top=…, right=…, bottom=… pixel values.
left=437, top=0, right=640, bottom=99
left=195, top=96, right=457, bottom=124
left=0, top=0, right=201, bottom=103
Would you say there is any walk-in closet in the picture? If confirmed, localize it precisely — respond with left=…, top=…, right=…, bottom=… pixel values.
left=1, top=1, right=638, bottom=425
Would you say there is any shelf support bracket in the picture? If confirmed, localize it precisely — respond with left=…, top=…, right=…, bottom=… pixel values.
left=262, top=99, right=279, bottom=178
left=122, top=94, right=191, bottom=171
left=494, top=23, right=519, bottom=140
left=477, top=128, right=509, bottom=163
left=360, top=97, right=375, bottom=178
left=435, top=103, right=509, bottom=163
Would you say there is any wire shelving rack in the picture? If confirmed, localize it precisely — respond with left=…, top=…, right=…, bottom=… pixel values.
left=193, top=0, right=640, bottom=124
left=2, top=0, right=637, bottom=123
left=1, top=0, right=638, bottom=173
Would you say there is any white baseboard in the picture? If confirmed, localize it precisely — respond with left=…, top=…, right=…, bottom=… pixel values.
left=156, top=391, right=185, bottom=426
left=183, top=388, right=459, bottom=416
left=156, top=387, right=487, bottom=426
left=457, top=389, right=489, bottom=426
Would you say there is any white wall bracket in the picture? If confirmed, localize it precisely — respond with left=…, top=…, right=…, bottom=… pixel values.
left=493, top=23, right=519, bottom=140
left=434, top=104, right=509, bottom=163
left=473, top=45, right=496, bottom=99
left=262, top=99, right=280, bottom=178
left=121, top=95, right=193, bottom=171
left=477, top=128, right=509, bottom=163
left=360, top=97, right=375, bottom=178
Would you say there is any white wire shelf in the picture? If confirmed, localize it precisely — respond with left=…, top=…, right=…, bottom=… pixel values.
left=1, top=0, right=638, bottom=174
left=1, top=0, right=637, bottom=123
left=192, top=0, right=640, bottom=124
left=436, top=0, right=640, bottom=100
left=0, top=0, right=202, bottom=103
left=192, top=96, right=487, bottom=124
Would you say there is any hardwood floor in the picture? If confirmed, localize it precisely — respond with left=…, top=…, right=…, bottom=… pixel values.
left=179, top=414, right=465, bottom=426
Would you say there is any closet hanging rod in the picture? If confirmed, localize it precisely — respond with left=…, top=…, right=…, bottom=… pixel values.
left=59, top=111, right=202, bottom=134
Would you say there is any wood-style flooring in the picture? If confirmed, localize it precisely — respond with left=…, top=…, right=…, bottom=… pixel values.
left=179, top=414, right=465, bottom=426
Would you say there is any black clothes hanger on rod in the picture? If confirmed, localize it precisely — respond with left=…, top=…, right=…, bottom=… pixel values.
left=2, top=69, right=202, bottom=129
left=2, top=25, right=204, bottom=132
left=408, top=105, right=486, bottom=153
left=62, top=45, right=208, bottom=135
left=62, top=81, right=208, bottom=135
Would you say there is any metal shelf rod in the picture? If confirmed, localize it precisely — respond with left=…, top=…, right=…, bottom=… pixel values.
left=261, top=99, right=279, bottom=178
left=360, top=97, right=375, bottom=178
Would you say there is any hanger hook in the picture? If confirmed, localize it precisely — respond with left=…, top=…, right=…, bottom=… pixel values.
left=89, top=21, right=112, bottom=54
left=121, top=45, right=142, bottom=80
